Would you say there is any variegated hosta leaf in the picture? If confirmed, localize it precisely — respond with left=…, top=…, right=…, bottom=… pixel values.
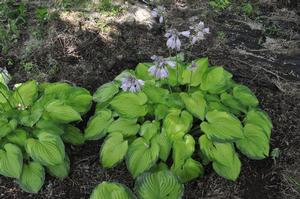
left=171, top=158, right=204, bottom=183
left=36, top=120, right=65, bottom=136
left=142, top=83, right=169, bottom=104
left=135, top=170, right=184, bottom=199
left=25, top=132, right=65, bottom=166
left=0, top=143, right=23, bottom=178
left=62, top=125, right=85, bottom=145
left=65, top=87, right=93, bottom=114
left=100, top=132, right=128, bottom=168
left=180, top=91, right=207, bottom=120
left=47, top=155, right=70, bottom=179
left=17, top=161, right=45, bottom=193
left=181, top=57, right=208, bottom=86
left=45, top=100, right=81, bottom=123
left=126, top=137, right=160, bottom=178
left=200, top=110, right=244, bottom=142
left=163, top=110, right=193, bottom=142
left=0, top=118, right=17, bottom=138
left=233, top=85, right=258, bottom=107
left=199, top=135, right=241, bottom=180
left=107, top=118, right=140, bottom=137
left=172, top=135, right=195, bottom=168
left=6, top=128, right=28, bottom=147
left=110, top=92, right=148, bottom=118
left=12, top=80, right=38, bottom=107
left=151, top=132, right=171, bottom=162
left=93, top=82, right=120, bottom=104
left=84, top=109, right=113, bottom=140
left=90, top=182, right=136, bottom=199
left=139, top=121, right=160, bottom=141
left=220, top=92, right=247, bottom=114
left=244, top=109, right=273, bottom=139
left=236, top=124, right=270, bottom=160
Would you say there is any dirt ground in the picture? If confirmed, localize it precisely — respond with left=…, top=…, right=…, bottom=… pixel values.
left=0, top=0, right=299, bottom=198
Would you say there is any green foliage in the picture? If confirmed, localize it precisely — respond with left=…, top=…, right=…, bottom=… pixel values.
left=0, top=80, right=92, bottom=193
left=209, top=0, right=231, bottom=10
left=90, top=181, right=136, bottom=199
left=86, top=56, right=272, bottom=190
left=242, top=3, right=253, bottom=16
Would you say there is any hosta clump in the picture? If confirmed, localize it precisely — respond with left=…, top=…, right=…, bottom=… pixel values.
left=86, top=56, right=272, bottom=186
left=0, top=80, right=92, bottom=193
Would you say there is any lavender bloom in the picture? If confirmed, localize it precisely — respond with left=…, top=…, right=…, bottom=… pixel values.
left=151, top=55, right=176, bottom=68
left=151, top=6, right=166, bottom=23
left=148, top=55, right=176, bottom=79
left=190, top=21, right=210, bottom=45
left=165, top=29, right=190, bottom=51
left=121, top=76, right=144, bottom=92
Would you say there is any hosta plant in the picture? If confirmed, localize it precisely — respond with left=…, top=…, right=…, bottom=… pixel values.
left=0, top=80, right=92, bottom=193
left=85, top=55, right=272, bottom=186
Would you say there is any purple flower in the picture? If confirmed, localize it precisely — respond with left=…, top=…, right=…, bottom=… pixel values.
left=190, top=21, right=210, bottom=44
left=151, top=6, right=166, bottom=23
left=151, top=55, right=176, bottom=68
left=148, top=55, right=176, bottom=79
left=165, top=29, right=190, bottom=51
left=120, top=76, right=144, bottom=92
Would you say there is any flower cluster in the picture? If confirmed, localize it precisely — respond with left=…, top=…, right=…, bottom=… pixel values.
left=165, top=29, right=190, bottom=51
left=190, top=21, right=210, bottom=44
left=148, top=55, right=176, bottom=79
left=120, top=76, right=144, bottom=92
left=151, top=6, right=166, bottom=23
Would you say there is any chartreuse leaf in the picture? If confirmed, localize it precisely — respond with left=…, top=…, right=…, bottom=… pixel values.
left=151, top=132, right=171, bottom=162
left=139, top=121, right=160, bottom=141
left=199, top=135, right=241, bottom=180
left=17, top=161, right=45, bottom=193
left=244, top=109, right=272, bottom=139
left=201, top=67, right=232, bottom=94
left=6, top=129, right=28, bottom=147
left=166, top=93, right=185, bottom=109
left=0, top=82, right=10, bottom=103
left=163, top=110, right=193, bottom=142
left=47, top=155, right=70, bottom=179
left=110, top=92, right=148, bottom=118
left=171, top=158, right=204, bottom=183
left=84, top=109, right=113, bottom=140
left=19, top=101, right=43, bottom=127
left=90, top=182, right=136, bottom=199
left=36, top=120, right=65, bottom=136
left=45, top=100, right=81, bottom=123
left=0, top=143, right=23, bottom=178
left=233, top=85, right=258, bottom=107
left=12, top=80, right=38, bottom=107
left=154, top=104, right=169, bottom=120
left=200, top=110, right=244, bottom=142
left=180, top=91, right=207, bottom=120
left=135, top=170, right=184, bottom=199
left=93, top=81, right=120, bottom=104
left=62, top=125, right=84, bottom=145
left=65, top=87, right=92, bottom=114
left=126, top=137, right=160, bottom=178
left=0, top=118, right=17, bottom=138
left=100, top=132, right=128, bottom=168
left=41, top=82, right=71, bottom=96
left=107, top=118, right=140, bottom=137
left=25, top=132, right=65, bottom=166
left=220, top=92, right=247, bottom=114
left=236, top=124, right=269, bottom=160
left=172, top=135, right=195, bottom=167
left=142, top=84, right=169, bottom=104
left=182, top=57, right=209, bottom=86
left=135, top=63, right=153, bottom=80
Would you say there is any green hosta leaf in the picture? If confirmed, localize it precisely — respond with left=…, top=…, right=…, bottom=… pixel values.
left=36, top=120, right=65, bottom=136
left=135, top=63, right=153, bottom=81
left=142, top=84, right=169, bottom=104
left=172, top=135, right=195, bottom=167
left=41, top=82, right=72, bottom=96
left=198, top=135, right=215, bottom=164
left=126, top=137, right=160, bottom=178
left=182, top=57, right=208, bottom=86
left=220, top=92, right=247, bottom=114
left=62, top=125, right=84, bottom=145
left=163, top=110, right=193, bottom=142
left=0, top=82, right=10, bottom=104
left=65, top=87, right=92, bottom=114
left=154, top=104, right=169, bottom=121
left=90, top=182, right=136, bottom=199
left=17, top=161, right=45, bottom=193
left=135, top=170, right=184, bottom=199
left=0, top=118, right=16, bottom=138
left=0, top=143, right=23, bottom=178
left=100, top=132, right=128, bottom=168
left=236, top=124, right=269, bottom=160
left=84, top=109, right=113, bottom=140
left=6, top=129, right=28, bottom=147
left=139, top=121, right=159, bottom=141
left=162, top=63, right=185, bottom=86
left=199, top=135, right=241, bottom=180
left=110, top=92, right=148, bottom=118
left=171, top=158, right=204, bottom=183
left=45, top=100, right=81, bottom=123
left=244, top=109, right=272, bottom=139
left=180, top=91, right=207, bottom=120
left=47, top=155, right=70, bottom=179
left=166, top=93, right=185, bottom=109
left=200, top=110, right=244, bottom=142
left=25, top=132, right=65, bottom=166
left=19, top=102, right=43, bottom=127
left=151, top=132, right=171, bottom=162
left=200, top=67, right=232, bottom=94
left=93, top=82, right=120, bottom=104
left=233, top=85, right=258, bottom=107
left=12, top=80, right=38, bottom=107
left=108, top=118, right=140, bottom=137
